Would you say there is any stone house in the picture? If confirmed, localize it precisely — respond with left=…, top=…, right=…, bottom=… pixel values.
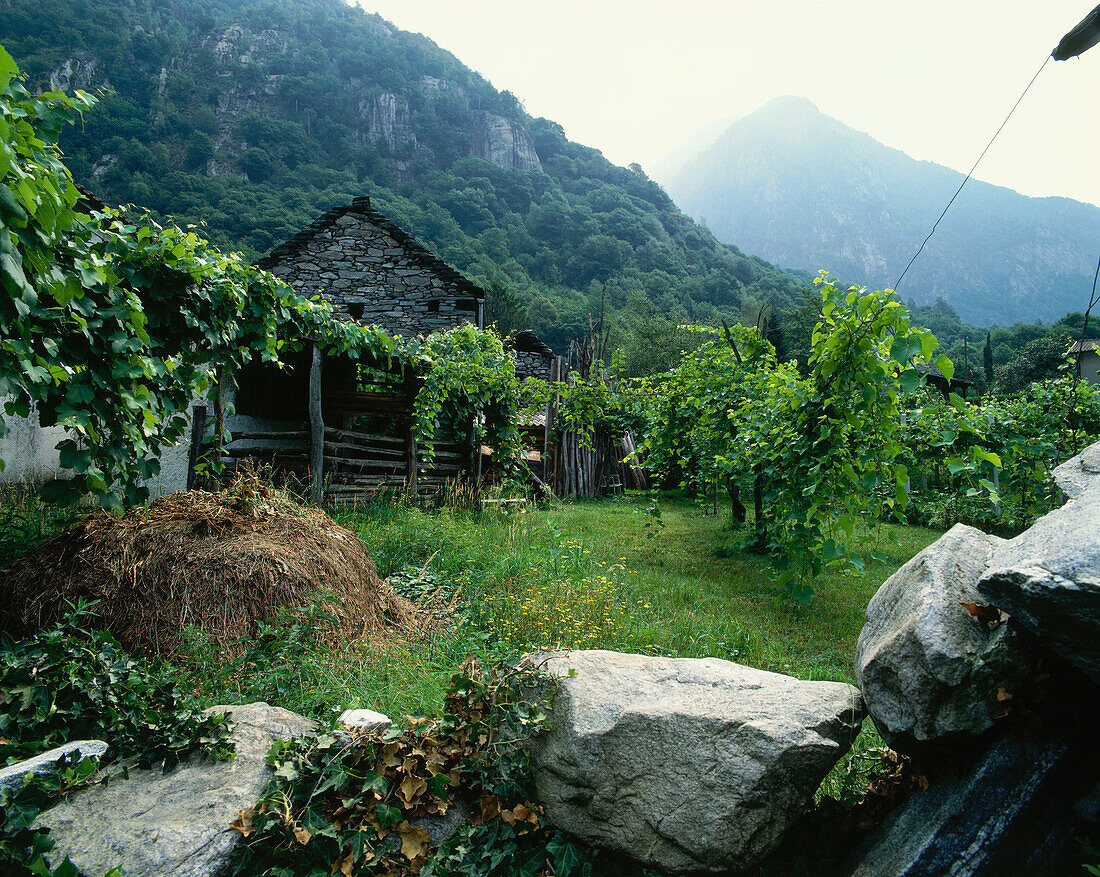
left=256, top=196, right=484, bottom=336
left=0, top=196, right=491, bottom=501
left=221, top=196, right=488, bottom=502
left=508, top=330, right=558, bottom=384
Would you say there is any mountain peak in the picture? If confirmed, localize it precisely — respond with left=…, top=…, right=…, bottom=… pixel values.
left=756, top=95, right=823, bottom=117
left=655, top=101, right=1100, bottom=325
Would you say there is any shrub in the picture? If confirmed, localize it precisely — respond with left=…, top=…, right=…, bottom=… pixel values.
left=0, top=601, right=234, bottom=769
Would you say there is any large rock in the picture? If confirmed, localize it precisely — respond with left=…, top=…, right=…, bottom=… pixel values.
left=978, top=486, right=1100, bottom=685
left=855, top=524, right=1031, bottom=748
left=37, top=702, right=316, bottom=877
left=527, top=649, right=865, bottom=874
left=1052, top=440, right=1100, bottom=500
left=845, top=729, right=1098, bottom=876
left=0, top=740, right=107, bottom=793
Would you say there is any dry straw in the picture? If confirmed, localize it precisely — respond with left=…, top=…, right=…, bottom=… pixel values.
left=0, top=473, right=420, bottom=658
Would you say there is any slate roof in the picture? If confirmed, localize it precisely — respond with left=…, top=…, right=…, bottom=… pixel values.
left=509, top=330, right=555, bottom=357
left=913, top=362, right=973, bottom=388
left=257, top=196, right=484, bottom=300
left=1068, top=339, right=1100, bottom=354
left=73, top=183, right=112, bottom=214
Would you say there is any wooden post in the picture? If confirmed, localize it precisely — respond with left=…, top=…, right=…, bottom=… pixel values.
left=309, top=343, right=324, bottom=505
left=187, top=404, right=208, bottom=490
left=213, top=368, right=226, bottom=462
left=475, top=433, right=483, bottom=487
left=466, top=418, right=480, bottom=494
left=407, top=421, right=419, bottom=498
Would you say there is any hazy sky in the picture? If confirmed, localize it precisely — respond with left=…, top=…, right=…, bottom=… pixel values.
left=356, top=1, right=1100, bottom=207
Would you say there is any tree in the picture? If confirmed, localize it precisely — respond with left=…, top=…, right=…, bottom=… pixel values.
left=994, top=331, right=1073, bottom=395
left=483, top=282, right=529, bottom=339
left=239, top=147, right=276, bottom=183
left=643, top=274, right=948, bottom=599
left=983, top=332, right=994, bottom=385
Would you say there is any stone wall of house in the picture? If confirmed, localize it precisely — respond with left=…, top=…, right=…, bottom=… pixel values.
left=515, top=349, right=555, bottom=383
left=263, top=209, right=481, bottom=339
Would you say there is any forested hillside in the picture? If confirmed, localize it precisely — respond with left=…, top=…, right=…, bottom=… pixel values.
left=656, top=96, right=1100, bottom=326
left=0, top=0, right=803, bottom=359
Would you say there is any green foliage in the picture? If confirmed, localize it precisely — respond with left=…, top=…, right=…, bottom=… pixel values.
left=0, top=488, right=81, bottom=566
left=177, top=595, right=343, bottom=717
left=898, top=375, right=1100, bottom=533
left=0, top=45, right=90, bottom=331
left=643, top=274, right=941, bottom=598
left=641, top=322, right=786, bottom=498
left=0, top=601, right=235, bottom=769
left=993, top=329, right=1074, bottom=395
left=409, top=325, right=525, bottom=482
left=0, top=601, right=233, bottom=876
left=482, top=282, right=529, bottom=339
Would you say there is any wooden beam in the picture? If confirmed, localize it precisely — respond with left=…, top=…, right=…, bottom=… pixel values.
left=309, top=343, right=324, bottom=505
left=187, top=404, right=208, bottom=490
left=406, top=421, right=418, bottom=497
left=225, top=430, right=308, bottom=442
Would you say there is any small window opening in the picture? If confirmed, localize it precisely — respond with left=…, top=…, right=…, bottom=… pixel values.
left=347, top=302, right=365, bottom=320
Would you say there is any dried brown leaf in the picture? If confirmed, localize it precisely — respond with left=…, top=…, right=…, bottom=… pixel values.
left=395, top=821, right=430, bottom=860
left=229, top=807, right=254, bottom=838
left=477, top=796, right=500, bottom=824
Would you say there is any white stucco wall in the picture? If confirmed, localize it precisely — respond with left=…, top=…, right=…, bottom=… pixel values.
left=0, top=400, right=195, bottom=499
left=1079, top=351, right=1100, bottom=385
left=0, top=406, right=69, bottom=485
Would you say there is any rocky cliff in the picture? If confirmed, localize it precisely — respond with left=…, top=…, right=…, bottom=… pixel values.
left=469, top=111, right=542, bottom=172
left=42, top=21, right=541, bottom=182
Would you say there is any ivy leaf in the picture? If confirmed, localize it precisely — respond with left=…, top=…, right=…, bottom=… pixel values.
left=375, top=802, right=402, bottom=830
left=548, top=833, right=589, bottom=877
left=395, top=821, right=429, bottom=860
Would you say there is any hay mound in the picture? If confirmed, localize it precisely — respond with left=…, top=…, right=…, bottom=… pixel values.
left=0, top=484, right=420, bottom=657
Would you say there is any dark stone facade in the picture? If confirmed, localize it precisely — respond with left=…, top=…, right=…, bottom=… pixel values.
left=510, top=330, right=558, bottom=382
left=258, top=197, right=483, bottom=338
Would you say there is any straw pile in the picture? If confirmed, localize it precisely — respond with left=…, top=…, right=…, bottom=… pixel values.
left=0, top=481, right=419, bottom=657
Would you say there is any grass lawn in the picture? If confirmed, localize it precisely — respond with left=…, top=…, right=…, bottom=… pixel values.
left=308, top=491, right=942, bottom=723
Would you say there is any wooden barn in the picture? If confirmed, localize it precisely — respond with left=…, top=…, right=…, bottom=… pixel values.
left=205, top=196, right=486, bottom=502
